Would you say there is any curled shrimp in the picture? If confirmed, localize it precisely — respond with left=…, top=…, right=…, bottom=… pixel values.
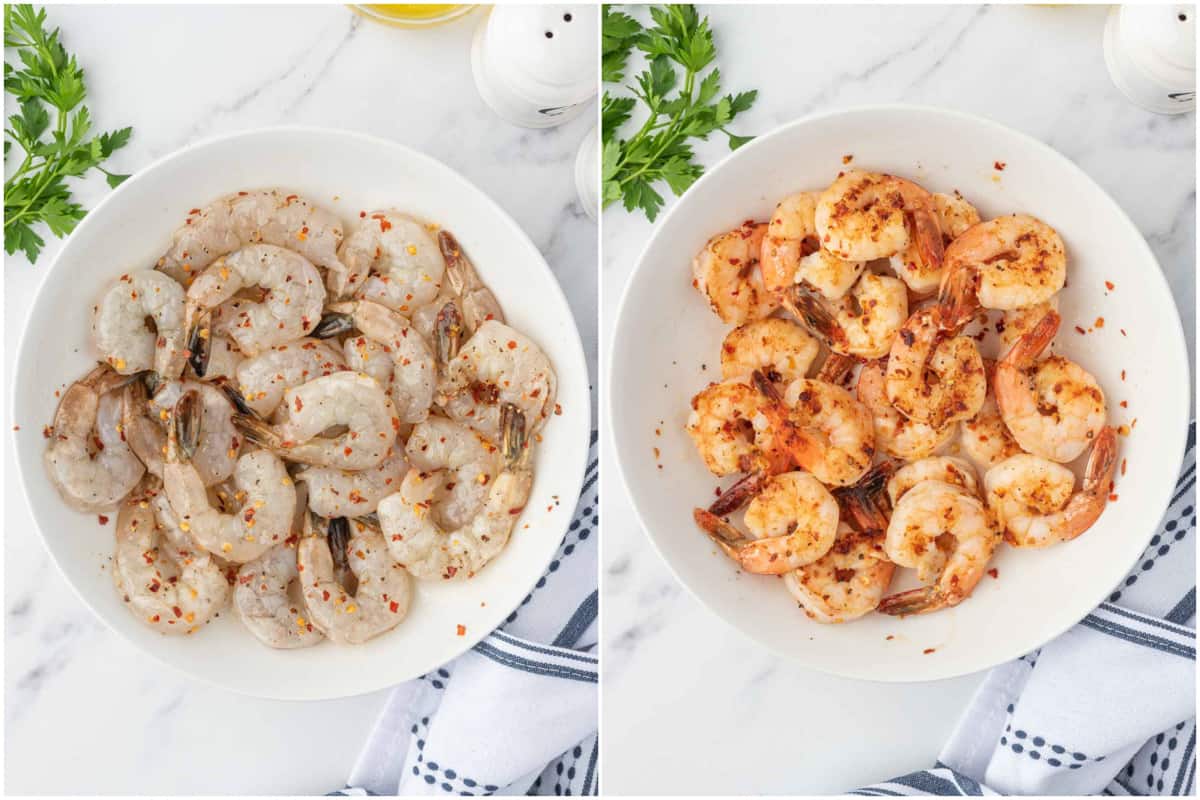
left=312, top=299, right=436, bottom=424
left=337, top=211, right=445, bottom=311
left=783, top=525, right=895, bottom=623
left=760, top=192, right=866, bottom=298
left=720, top=317, right=819, bottom=387
left=985, top=426, right=1117, bottom=548
left=692, top=221, right=779, bottom=325
left=150, top=380, right=240, bottom=486
left=438, top=230, right=504, bottom=334
left=885, top=307, right=986, bottom=428
left=767, top=374, right=876, bottom=487
left=815, top=170, right=944, bottom=266
left=960, top=359, right=1023, bottom=470
left=377, top=404, right=532, bottom=580
left=298, top=450, right=408, bottom=519
left=298, top=515, right=413, bottom=644
left=995, top=310, right=1106, bottom=463
left=155, top=189, right=344, bottom=287
left=887, top=456, right=980, bottom=507
left=888, top=192, right=981, bottom=295
left=998, top=297, right=1059, bottom=349
left=693, top=470, right=839, bottom=574
left=404, top=417, right=503, bottom=528
left=789, top=273, right=909, bottom=360
left=44, top=365, right=145, bottom=512
left=92, top=270, right=188, bottom=380
left=856, top=359, right=955, bottom=460
left=686, top=380, right=785, bottom=477
left=234, top=339, right=348, bottom=419
left=877, top=480, right=999, bottom=615
left=232, top=372, right=398, bottom=470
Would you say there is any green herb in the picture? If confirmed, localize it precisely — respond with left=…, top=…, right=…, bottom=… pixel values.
left=4, top=4, right=132, bottom=263
left=601, top=4, right=757, bottom=222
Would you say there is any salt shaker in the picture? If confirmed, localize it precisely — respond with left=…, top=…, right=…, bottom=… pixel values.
left=1104, top=4, right=1195, bottom=115
left=471, top=5, right=598, bottom=128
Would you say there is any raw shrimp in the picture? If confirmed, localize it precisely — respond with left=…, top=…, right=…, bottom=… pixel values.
left=693, top=470, right=839, bottom=574
left=686, top=380, right=785, bottom=477
left=885, top=307, right=986, bottom=428
left=377, top=403, right=532, bottom=580
left=187, top=245, right=326, bottom=360
left=789, top=273, right=908, bottom=360
left=692, top=222, right=778, bottom=324
left=984, top=426, right=1117, bottom=548
left=404, top=417, right=503, bottom=528
left=783, top=526, right=895, bottom=623
left=44, top=365, right=145, bottom=511
left=234, top=338, right=348, bottom=418
left=338, top=211, right=445, bottom=311
left=856, top=359, right=955, bottom=460
left=298, top=451, right=407, bottom=518
left=438, top=320, right=557, bottom=442
left=298, top=515, right=412, bottom=644
left=92, top=270, right=187, bottom=379
left=994, top=309, right=1106, bottom=463
left=887, top=456, right=980, bottom=507
left=720, top=317, right=819, bottom=386
left=888, top=192, right=981, bottom=295
left=164, top=391, right=297, bottom=562
left=770, top=374, right=875, bottom=487
left=150, top=380, right=240, bottom=486
left=113, top=489, right=231, bottom=634
left=190, top=334, right=243, bottom=382
left=122, top=375, right=167, bottom=479
left=156, top=189, right=344, bottom=286
left=234, top=539, right=325, bottom=648
left=342, top=334, right=393, bottom=390
left=759, top=192, right=866, bottom=298
left=877, top=480, right=999, bottom=615
left=814, top=170, right=944, bottom=266
left=232, top=372, right=398, bottom=470
left=960, top=360, right=1023, bottom=469
left=438, top=230, right=504, bottom=334
left=312, top=300, right=436, bottom=424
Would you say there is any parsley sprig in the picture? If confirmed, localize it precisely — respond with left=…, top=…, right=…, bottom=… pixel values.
left=4, top=4, right=132, bottom=263
left=602, top=5, right=757, bottom=221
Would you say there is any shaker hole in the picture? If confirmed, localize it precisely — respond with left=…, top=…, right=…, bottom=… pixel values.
left=564, top=13, right=573, bottom=22
left=545, top=30, right=553, bottom=38
left=1180, top=13, right=1188, bottom=21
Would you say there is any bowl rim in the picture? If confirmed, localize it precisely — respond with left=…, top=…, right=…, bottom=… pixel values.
left=606, top=102, right=1191, bottom=683
left=11, top=123, right=593, bottom=699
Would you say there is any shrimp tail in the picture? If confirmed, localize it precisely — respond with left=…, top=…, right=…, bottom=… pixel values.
left=784, top=284, right=847, bottom=350
left=876, top=585, right=945, bottom=616
left=326, top=515, right=351, bottom=573
left=692, top=508, right=747, bottom=563
left=499, top=402, right=529, bottom=467
left=709, top=471, right=769, bottom=517
left=910, top=207, right=945, bottom=276
left=310, top=311, right=356, bottom=339
left=169, top=390, right=202, bottom=462
left=1060, top=426, right=1119, bottom=542
left=816, top=352, right=857, bottom=386
left=438, top=231, right=470, bottom=296
left=434, top=301, right=465, bottom=366
left=834, top=461, right=895, bottom=534
left=1001, top=309, right=1061, bottom=368
left=936, top=261, right=979, bottom=333
left=216, top=383, right=261, bottom=419
left=230, top=412, right=284, bottom=453
left=184, top=310, right=213, bottom=378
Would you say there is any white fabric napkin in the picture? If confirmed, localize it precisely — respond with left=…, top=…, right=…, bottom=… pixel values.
left=334, top=434, right=599, bottom=797
left=856, top=424, right=1196, bottom=796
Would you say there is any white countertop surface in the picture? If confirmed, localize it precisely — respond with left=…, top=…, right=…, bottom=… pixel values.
left=599, top=4, right=1194, bottom=795
left=2, top=5, right=596, bottom=794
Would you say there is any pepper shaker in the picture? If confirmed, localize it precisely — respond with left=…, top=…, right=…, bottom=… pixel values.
left=1104, top=4, right=1195, bottom=115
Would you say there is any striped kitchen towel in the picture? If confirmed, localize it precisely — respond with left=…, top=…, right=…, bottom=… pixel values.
left=332, top=432, right=599, bottom=797
left=855, top=423, right=1196, bottom=796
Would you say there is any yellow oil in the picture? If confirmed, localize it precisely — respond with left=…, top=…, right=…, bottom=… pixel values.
left=364, top=4, right=463, bottom=20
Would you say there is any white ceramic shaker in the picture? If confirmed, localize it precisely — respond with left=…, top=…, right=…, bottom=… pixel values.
left=1104, top=4, right=1195, bottom=114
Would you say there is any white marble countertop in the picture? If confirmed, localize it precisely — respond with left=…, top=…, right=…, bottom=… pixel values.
left=3, top=5, right=595, bottom=794
left=599, top=4, right=1194, bottom=795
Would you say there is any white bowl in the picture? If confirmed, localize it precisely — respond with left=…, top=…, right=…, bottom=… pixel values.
left=608, top=105, right=1190, bottom=682
left=11, top=127, right=591, bottom=699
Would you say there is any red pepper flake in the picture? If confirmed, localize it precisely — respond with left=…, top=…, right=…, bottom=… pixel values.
left=1074, top=325, right=1087, bottom=335
left=1120, top=458, right=1128, bottom=476
left=1109, top=493, right=1119, bottom=502
left=294, top=396, right=304, bottom=412
left=172, top=606, right=183, bottom=618
left=1105, top=280, right=1115, bottom=291
left=389, top=601, right=400, bottom=613
left=885, top=635, right=895, bottom=641
left=98, top=515, right=109, bottom=525
left=506, top=340, right=517, bottom=350
left=343, top=446, right=353, bottom=457
left=842, top=154, right=853, bottom=164
left=1121, top=370, right=1126, bottom=381
left=456, top=624, right=466, bottom=636
left=993, top=161, right=1006, bottom=171
left=1094, top=316, right=1105, bottom=328
left=359, top=210, right=367, bottom=218
left=1120, top=400, right=1128, bottom=408
left=923, top=648, right=936, bottom=654
left=987, top=568, right=999, bottom=579
left=322, top=590, right=331, bottom=601
left=42, top=425, right=52, bottom=439
left=379, top=218, right=392, bottom=232
left=1120, top=328, right=1127, bottom=337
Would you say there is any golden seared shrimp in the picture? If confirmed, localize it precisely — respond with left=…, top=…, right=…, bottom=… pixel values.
left=768, top=374, right=875, bottom=487
left=985, top=426, right=1117, bottom=548
left=298, top=515, right=412, bottom=644
left=692, top=221, right=778, bottom=325
left=995, top=310, right=1106, bottom=463
left=856, top=359, right=955, bottom=460
left=338, top=211, right=445, bottom=311
left=760, top=192, right=867, bottom=299
left=877, top=480, right=1000, bottom=615
left=783, top=526, right=895, bottom=623
left=114, top=489, right=232, bottom=635
left=960, top=360, right=1023, bottom=470
left=687, top=380, right=783, bottom=476
left=788, top=273, right=908, bottom=360
left=694, top=471, right=839, bottom=575
left=404, top=417, right=503, bottom=528
left=998, top=297, right=1059, bottom=349
left=720, top=317, right=820, bottom=387
left=150, top=380, right=240, bottom=486
left=186, top=244, right=326, bottom=361
left=155, top=189, right=345, bottom=286
left=887, top=456, right=980, bottom=506
left=235, top=339, right=348, bottom=419
left=44, top=365, right=145, bottom=512
left=885, top=307, right=986, bottom=428
left=93, top=270, right=188, bottom=379
left=889, top=192, right=982, bottom=295
left=438, top=230, right=504, bottom=335
left=298, top=451, right=408, bottom=519
left=815, top=170, right=944, bottom=267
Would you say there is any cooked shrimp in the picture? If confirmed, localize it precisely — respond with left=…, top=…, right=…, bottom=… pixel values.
left=438, top=230, right=504, bottom=334
left=783, top=526, right=895, bottom=623
left=998, top=297, right=1059, bottom=349
left=789, top=273, right=909, bottom=360
left=44, top=365, right=145, bottom=512
left=877, top=480, right=999, bottom=615
left=687, top=380, right=784, bottom=477
left=887, top=456, right=979, bottom=506
left=994, top=310, right=1106, bottom=462
left=298, top=515, right=412, bottom=644
left=377, top=403, right=532, bottom=580
left=815, top=170, right=944, bottom=266
left=985, top=426, right=1117, bottom=548
left=694, top=470, right=838, bottom=574
left=960, top=360, right=1023, bottom=469
left=298, top=450, right=407, bottom=518
left=762, top=374, right=875, bottom=487
left=150, top=380, right=240, bottom=486
left=234, top=339, right=348, bottom=418
left=92, top=270, right=187, bottom=379
left=438, top=319, right=557, bottom=442
left=404, top=417, right=503, bottom=528
left=156, top=189, right=344, bottom=286
left=856, top=359, right=955, bottom=460
left=692, top=222, right=778, bottom=324
left=760, top=192, right=866, bottom=299
left=338, top=211, right=445, bottom=311
left=312, top=300, right=436, bottom=424
left=113, top=488, right=232, bottom=635
left=885, top=307, right=986, bottom=428
left=232, top=372, right=398, bottom=470
left=888, top=192, right=982, bottom=295
left=720, top=317, right=819, bottom=386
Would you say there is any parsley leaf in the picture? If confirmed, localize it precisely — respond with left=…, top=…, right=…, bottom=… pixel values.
left=4, top=4, right=134, bottom=263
